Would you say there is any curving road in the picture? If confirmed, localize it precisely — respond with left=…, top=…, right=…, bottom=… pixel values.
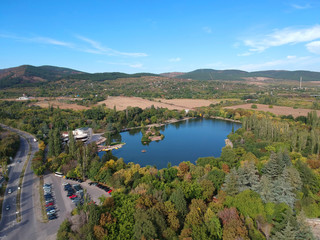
left=0, top=124, right=39, bottom=240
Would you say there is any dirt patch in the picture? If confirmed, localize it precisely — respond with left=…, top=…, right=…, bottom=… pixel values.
left=225, top=103, right=320, bottom=117
left=156, top=98, right=219, bottom=109
left=32, top=100, right=90, bottom=110
left=98, top=96, right=218, bottom=110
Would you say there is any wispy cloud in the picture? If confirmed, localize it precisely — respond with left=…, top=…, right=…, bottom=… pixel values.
left=0, top=33, right=148, bottom=58
left=306, top=41, right=320, bottom=54
left=291, top=3, right=312, bottom=9
left=243, top=25, right=320, bottom=53
left=169, top=57, right=181, bottom=62
left=237, top=52, right=253, bottom=57
left=0, top=34, right=73, bottom=47
left=202, top=26, right=212, bottom=34
left=238, top=56, right=311, bottom=71
left=76, top=35, right=148, bottom=57
left=99, top=61, right=144, bottom=68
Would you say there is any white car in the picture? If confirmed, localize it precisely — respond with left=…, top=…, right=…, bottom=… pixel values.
left=8, top=188, right=12, bottom=194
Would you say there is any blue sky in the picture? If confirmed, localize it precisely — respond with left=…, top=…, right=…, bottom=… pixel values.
left=1, top=0, right=320, bottom=73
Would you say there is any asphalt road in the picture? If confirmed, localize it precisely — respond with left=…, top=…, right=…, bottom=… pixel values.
left=0, top=124, right=39, bottom=240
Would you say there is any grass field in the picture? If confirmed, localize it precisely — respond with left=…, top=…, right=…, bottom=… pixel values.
left=225, top=103, right=320, bottom=117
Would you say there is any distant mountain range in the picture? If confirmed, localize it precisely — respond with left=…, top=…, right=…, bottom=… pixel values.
left=174, top=69, right=320, bottom=81
left=1, top=65, right=320, bottom=89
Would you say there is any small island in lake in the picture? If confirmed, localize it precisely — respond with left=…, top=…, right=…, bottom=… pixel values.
left=141, top=127, right=165, bottom=143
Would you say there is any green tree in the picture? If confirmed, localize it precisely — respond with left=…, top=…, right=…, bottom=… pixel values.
left=237, top=161, right=260, bottom=192
left=133, top=208, right=157, bottom=240
left=222, top=168, right=239, bottom=196
left=169, top=188, right=188, bottom=218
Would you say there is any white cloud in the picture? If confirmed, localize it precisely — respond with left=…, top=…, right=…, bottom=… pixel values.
left=100, top=61, right=143, bottom=68
left=129, top=63, right=143, bottom=68
left=306, top=41, right=320, bottom=54
left=0, top=33, right=148, bottom=58
left=291, top=3, right=311, bottom=9
left=238, top=56, right=311, bottom=71
left=76, top=35, right=148, bottom=57
left=0, top=34, right=73, bottom=47
left=237, top=52, right=253, bottom=57
left=169, top=57, right=181, bottom=62
left=202, top=26, right=212, bottom=34
left=243, top=25, right=320, bottom=53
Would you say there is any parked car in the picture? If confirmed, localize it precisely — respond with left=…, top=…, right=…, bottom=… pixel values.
left=5, top=205, right=10, bottom=211
left=45, top=202, right=54, bottom=207
left=69, top=194, right=77, bottom=199
left=107, top=189, right=113, bottom=194
left=46, top=206, right=55, bottom=212
left=8, top=188, right=12, bottom=194
left=45, top=199, right=54, bottom=204
left=73, top=184, right=82, bottom=192
left=48, top=214, right=57, bottom=220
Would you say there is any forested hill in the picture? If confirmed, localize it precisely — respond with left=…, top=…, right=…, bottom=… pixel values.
left=0, top=65, right=158, bottom=89
left=175, top=69, right=320, bottom=81
left=0, top=65, right=83, bottom=89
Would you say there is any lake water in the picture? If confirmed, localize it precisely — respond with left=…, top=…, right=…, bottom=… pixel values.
left=101, top=118, right=241, bottom=169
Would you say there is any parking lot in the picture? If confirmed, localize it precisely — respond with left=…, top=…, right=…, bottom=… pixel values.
left=61, top=177, right=112, bottom=204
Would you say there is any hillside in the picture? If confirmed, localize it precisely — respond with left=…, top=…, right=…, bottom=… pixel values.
left=0, top=65, right=83, bottom=89
left=0, top=65, right=158, bottom=89
left=176, top=69, right=320, bottom=81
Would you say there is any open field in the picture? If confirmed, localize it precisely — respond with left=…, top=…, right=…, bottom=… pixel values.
left=225, top=103, right=320, bottom=117
left=98, top=96, right=220, bottom=110
left=32, top=100, right=90, bottom=110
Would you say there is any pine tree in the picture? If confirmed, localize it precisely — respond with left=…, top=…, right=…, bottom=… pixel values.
left=222, top=168, right=239, bottom=196
left=48, top=129, right=54, bottom=157
left=272, top=169, right=296, bottom=208
left=262, top=152, right=284, bottom=180
left=237, top=161, right=260, bottom=192
left=68, top=130, right=75, bottom=157
left=53, top=128, right=61, bottom=157
left=273, top=222, right=297, bottom=240
left=258, top=175, right=273, bottom=203
left=295, top=211, right=315, bottom=240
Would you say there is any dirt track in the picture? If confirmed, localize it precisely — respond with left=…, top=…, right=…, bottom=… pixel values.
left=225, top=103, right=320, bottom=117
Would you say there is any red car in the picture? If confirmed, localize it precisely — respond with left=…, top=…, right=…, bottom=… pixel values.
left=107, top=190, right=112, bottom=194
left=45, top=202, right=53, bottom=207
left=69, top=194, right=77, bottom=199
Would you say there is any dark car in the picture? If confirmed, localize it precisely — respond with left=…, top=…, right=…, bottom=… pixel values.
left=73, top=185, right=82, bottom=192
left=46, top=206, right=55, bottom=212
left=5, top=205, right=10, bottom=211
left=67, top=192, right=73, bottom=197
left=48, top=214, right=57, bottom=220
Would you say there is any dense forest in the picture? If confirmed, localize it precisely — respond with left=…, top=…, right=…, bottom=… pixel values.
left=0, top=126, right=20, bottom=179
left=0, top=100, right=320, bottom=239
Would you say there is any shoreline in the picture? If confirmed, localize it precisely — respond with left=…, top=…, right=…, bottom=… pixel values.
left=209, top=116, right=242, bottom=123
left=120, top=117, right=193, bottom=132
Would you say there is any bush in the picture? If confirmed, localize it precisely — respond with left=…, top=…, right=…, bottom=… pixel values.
left=251, top=104, right=258, bottom=109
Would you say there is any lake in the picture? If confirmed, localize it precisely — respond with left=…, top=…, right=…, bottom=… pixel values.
left=101, top=118, right=241, bottom=169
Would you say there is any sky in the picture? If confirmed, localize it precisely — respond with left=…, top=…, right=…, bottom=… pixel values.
left=1, top=0, right=320, bottom=73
